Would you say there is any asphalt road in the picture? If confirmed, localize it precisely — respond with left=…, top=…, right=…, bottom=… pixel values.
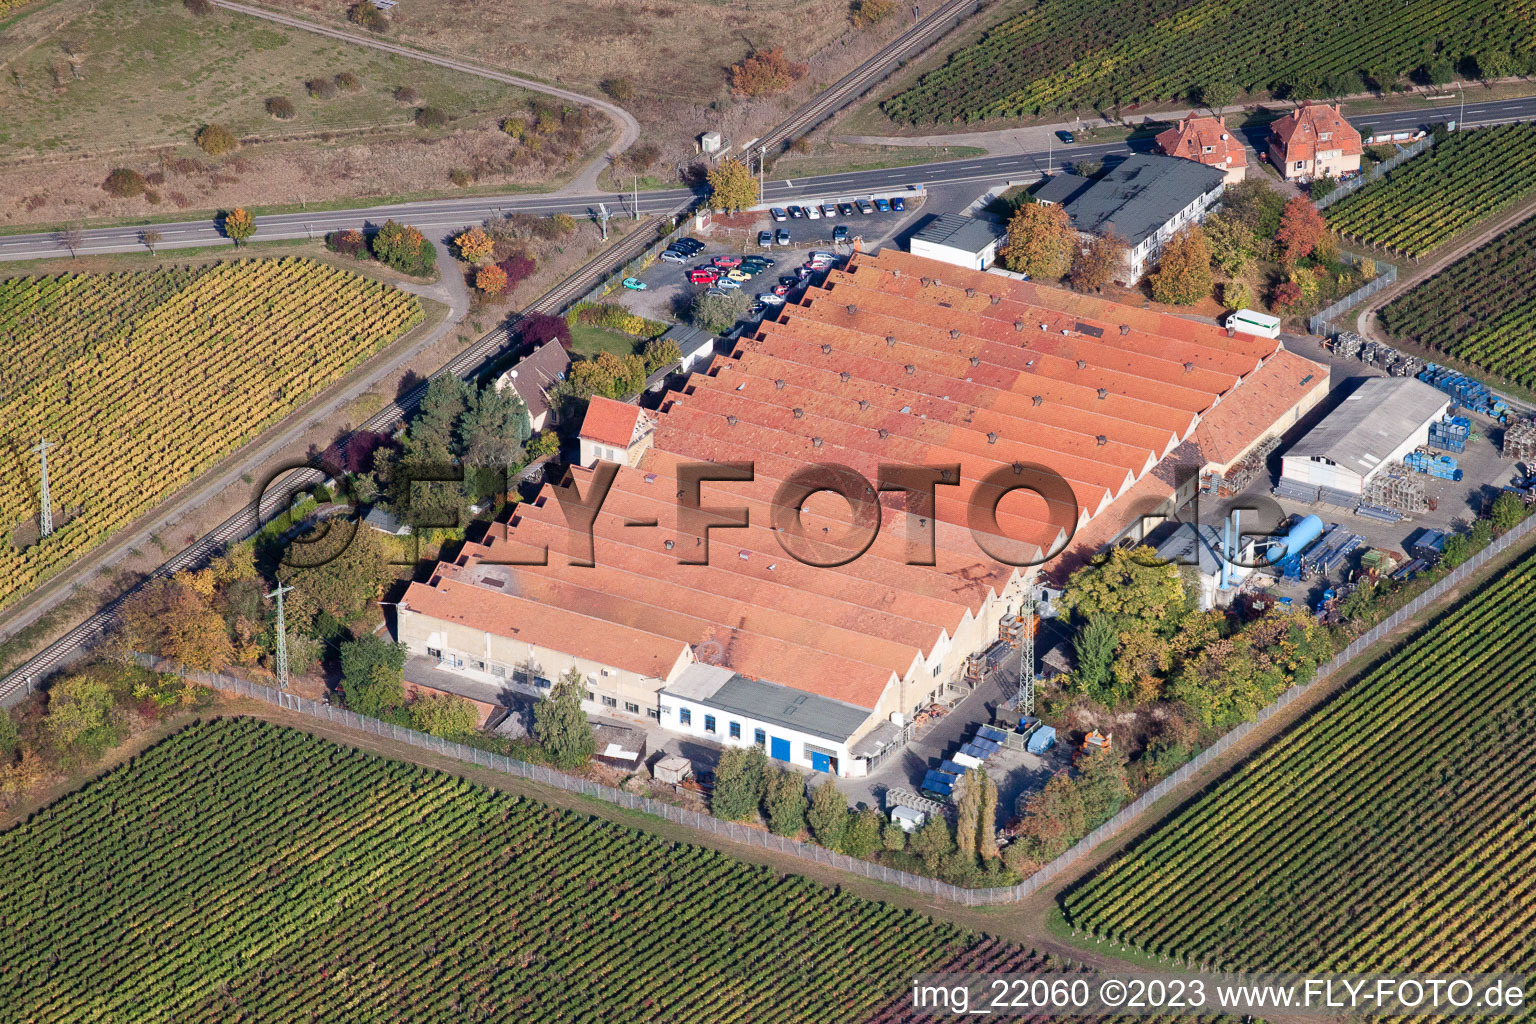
left=7, top=95, right=1531, bottom=264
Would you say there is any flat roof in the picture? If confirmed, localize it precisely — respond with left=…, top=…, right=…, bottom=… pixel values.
left=662, top=663, right=872, bottom=743
left=1285, top=377, right=1449, bottom=478
left=910, top=214, right=1006, bottom=254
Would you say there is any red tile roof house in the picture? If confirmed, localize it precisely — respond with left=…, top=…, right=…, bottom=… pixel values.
left=578, top=396, right=655, bottom=467
left=1267, top=103, right=1362, bottom=183
left=1155, top=115, right=1248, bottom=184
left=394, top=250, right=1327, bottom=777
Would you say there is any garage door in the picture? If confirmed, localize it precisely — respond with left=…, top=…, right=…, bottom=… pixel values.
left=770, top=736, right=791, bottom=762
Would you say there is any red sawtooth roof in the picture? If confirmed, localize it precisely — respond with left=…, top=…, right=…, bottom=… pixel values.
left=400, top=250, right=1309, bottom=711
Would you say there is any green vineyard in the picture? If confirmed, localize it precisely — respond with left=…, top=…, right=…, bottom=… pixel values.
left=0, top=718, right=976, bottom=1022
left=1325, top=125, right=1536, bottom=257
left=882, top=0, right=1536, bottom=124
left=1378, top=215, right=1536, bottom=387
left=1061, top=542, right=1536, bottom=972
left=0, top=258, right=422, bottom=610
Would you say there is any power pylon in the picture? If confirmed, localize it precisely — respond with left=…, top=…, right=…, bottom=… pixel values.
left=268, top=582, right=295, bottom=690
left=1015, top=583, right=1038, bottom=715
left=33, top=438, right=54, bottom=538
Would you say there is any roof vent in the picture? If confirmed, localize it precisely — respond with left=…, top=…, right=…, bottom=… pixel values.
left=811, top=436, right=823, bottom=448
left=1076, top=359, right=1087, bottom=369
left=886, top=334, right=897, bottom=346
left=1226, top=327, right=1236, bottom=338
left=774, top=378, right=785, bottom=390
left=1012, top=461, right=1024, bottom=475
left=664, top=539, right=675, bottom=550
left=726, top=415, right=738, bottom=425
left=987, top=432, right=998, bottom=444
left=846, top=304, right=858, bottom=314
left=969, top=356, right=980, bottom=366
left=878, top=428, right=889, bottom=439
left=904, top=364, right=916, bottom=375
left=949, top=328, right=961, bottom=339
left=1039, top=322, right=1049, bottom=331
left=793, top=407, right=804, bottom=418
left=1032, top=395, right=1043, bottom=406
left=1120, top=324, right=1131, bottom=335
left=1014, top=320, right=1024, bottom=331
left=990, top=294, right=1001, bottom=305
left=739, top=550, right=750, bottom=560
left=858, top=399, right=870, bottom=410
left=964, top=287, right=975, bottom=298
left=920, top=277, right=931, bottom=287
left=840, top=370, right=851, bottom=382
left=1095, top=434, right=1108, bottom=446
left=1183, top=361, right=1195, bottom=373
left=939, top=467, right=953, bottom=481
left=1097, top=387, right=1109, bottom=399
left=821, top=344, right=832, bottom=355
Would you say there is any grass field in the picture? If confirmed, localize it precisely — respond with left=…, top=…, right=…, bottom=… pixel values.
left=0, top=716, right=981, bottom=1021
left=1378, top=215, right=1536, bottom=387
left=880, top=0, right=1536, bottom=125
left=0, top=257, right=422, bottom=611
left=1060, top=541, right=1536, bottom=973
left=568, top=322, right=643, bottom=359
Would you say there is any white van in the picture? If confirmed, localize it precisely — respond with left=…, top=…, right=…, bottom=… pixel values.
left=1225, top=308, right=1282, bottom=339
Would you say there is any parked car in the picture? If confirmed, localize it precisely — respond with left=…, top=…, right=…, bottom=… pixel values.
left=890, top=196, right=906, bottom=212
left=832, top=225, right=849, bottom=243
left=689, top=267, right=720, bottom=284
left=787, top=205, right=804, bottom=219
left=745, top=255, right=776, bottom=267
left=836, top=202, right=853, bottom=216
left=779, top=275, right=799, bottom=288
left=772, top=283, right=791, bottom=296
left=874, top=197, right=891, bottom=213
left=820, top=203, right=839, bottom=218
left=711, top=254, right=743, bottom=268
left=769, top=207, right=788, bottom=222
left=706, top=286, right=728, bottom=297
left=622, top=277, right=647, bottom=290
left=727, top=268, right=754, bottom=282
left=659, top=250, right=688, bottom=263
left=716, top=277, right=741, bottom=289
left=1056, top=130, right=1075, bottom=144
left=747, top=302, right=767, bottom=317
left=758, top=292, right=786, bottom=305
left=855, top=199, right=874, bottom=214
left=806, top=204, right=822, bottom=219
left=758, top=230, right=773, bottom=248
left=673, top=237, right=705, bottom=254
left=796, top=266, right=814, bottom=280
left=775, top=228, right=790, bottom=245
left=809, top=250, right=836, bottom=261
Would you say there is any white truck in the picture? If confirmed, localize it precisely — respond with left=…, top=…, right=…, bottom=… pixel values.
left=1225, top=308, right=1282, bottom=339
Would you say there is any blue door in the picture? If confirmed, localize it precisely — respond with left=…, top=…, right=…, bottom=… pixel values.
left=810, top=752, right=832, bottom=774
left=770, top=736, right=791, bottom=762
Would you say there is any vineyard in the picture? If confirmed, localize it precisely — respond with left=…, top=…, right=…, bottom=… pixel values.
left=1378, top=215, right=1536, bottom=387
left=1061, top=543, right=1536, bottom=972
left=881, top=0, right=1536, bottom=124
left=0, top=258, right=422, bottom=610
left=0, top=717, right=977, bottom=1022
left=1325, top=125, right=1536, bottom=257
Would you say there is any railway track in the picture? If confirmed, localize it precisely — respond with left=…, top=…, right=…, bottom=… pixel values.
left=0, top=207, right=685, bottom=704
left=752, top=0, right=985, bottom=157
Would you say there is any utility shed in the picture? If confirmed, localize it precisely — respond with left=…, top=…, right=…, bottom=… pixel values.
left=1280, top=377, right=1450, bottom=496
left=908, top=214, right=1007, bottom=271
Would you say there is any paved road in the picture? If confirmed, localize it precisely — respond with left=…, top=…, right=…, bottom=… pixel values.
left=6, top=95, right=1528, bottom=264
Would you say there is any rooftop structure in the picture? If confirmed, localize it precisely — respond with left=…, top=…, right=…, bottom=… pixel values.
left=1154, top=115, right=1248, bottom=183
left=495, top=340, right=570, bottom=432
left=1268, top=103, right=1363, bottom=182
left=909, top=214, right=1008, bottom=271
left=1280, top=377, right=1450, bottom=496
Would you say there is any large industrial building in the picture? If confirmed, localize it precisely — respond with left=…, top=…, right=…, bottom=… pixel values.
left=1279, top=377, right=1450, bottom=498
left=396, top=249, right=1328, bottom=776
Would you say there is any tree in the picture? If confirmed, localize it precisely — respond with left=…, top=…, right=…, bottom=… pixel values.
left=642, top=337, right=682, bottom=374
left=1008, top=770, right=1086, bottom=869
left=1269, top=279, right=1303, bottom=313
left=195, top=123, right=238, bottom=155
left=1199, top=76, right=1238, bottom=116
left=729, top=47, right=807, bottom=97
left=1000, top=202, right=1075, bottom=279
left=45, top=672, right=118, bottom=754
left=371, top=220, right=436, bottom=276
left=711, top=746, right=769, bottom=821
left=140, top=229, right=162, bottom=253
left=1222, top=280, right=1253, bottom=311
left=977, top=769, right=999, bottom=860
left=116, top=577, right=233, bottom=671
left=222, top=207, right=256, bottom=246
left=475, top=263, right=509, bottom=296
left=850, top=0, right=895, bottom=27
left=843, top=807, right=883, bottom=857
left=764, top=766, right=808, bottom=836
left=1440, top=531, right=1471, bottom=569
left=459, top=382, right=530, bottom=472
left=348, top=1, right=389, bottom=32
left=807, top=779, right=849, bottom=850
left=103, top=168, right=148, bottom=198
left=57, top=226, right=84, bottom=259
left=909, top=813, right=953, bottom=872
left=454, top=227, right=495, bottom=263
left=706, top=158, right=758, bottom=212
left=339, top=635, right=407, bottom=717
left=409, top=693, right=479, bottom=737
left=498, top=253, right=536, bottom=290
left=1149, top=226, right=1214, bottom=305
left=414, top=105, right=449, bottom=128
left=1424, top=55, right=1455, bottom=86
left=1069, top=231, right=1126, bottom=292
left=265, top=96, right=296, bottom=119
left=519, top=312, right=572, bottom=350
left=954, top=775, right=980, bottom=863
left=1489, top=491, right=1529, bottom=535
left=1076, top=747, right=1131, bottom=823
left=690, top=290, right=751, bottom=333
left=279, top=525, right=389, bottom=630
left=1202, top=213, right=1256, bottom=276
left=1275, top=196, right=1326, bottom=265
left=1072, top=615, right=1120, bottom=704
left=0, top=707, right=19, bottom=761
left=882, top=819, right=908, bottom=852
left=1059, top=545, right=1186, bottom=627
left=534, top=666, right=596, bottom=768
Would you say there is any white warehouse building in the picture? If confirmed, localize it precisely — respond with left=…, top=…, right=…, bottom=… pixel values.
left=1279, top=377, right=1450, bottom=497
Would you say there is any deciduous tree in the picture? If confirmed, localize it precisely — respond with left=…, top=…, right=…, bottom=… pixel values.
left=409, top=693, right=479, bottom=737
left=474, top=263, right=509, bottom=295
left=909, top=813, right=953, bottom=872
left=339, top=635, right=407, bottom=717
left=807, top=779, right=848, bottom=850
left=1000, top=202, right=1075, bottom=279
left=1202, top=213, right=1256, bottom=276
left=371, top=220, right=436, bottom=276
left=195, top=123, right=238, bottom=156
left=764, top=766, right=808, bottom=836
left=729, top=47, right=807, bottom=97
left=1150, top=226, right=1214, bottom=305
left=222, top=207, right=256, bottom=246
left=534, top=667, right=596, bottom=768
left=706, top=158, right=758, bottom=212
left=711, top=746, right=769, bottom=821
left=1069, top=231, right=1126, bottom=292
left=454, top=227, right=495, bottom=263
left=1059, top=545, right=1187, bottom=627
left=843, top=807, right=883, bottom=857
left=45, top=673, right=118, bottom=752
left=1276, top=196, right=1326, bottom=265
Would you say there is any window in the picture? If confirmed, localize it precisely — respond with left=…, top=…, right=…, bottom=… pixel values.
left=470, top=659, right=486, bottom=672
left=704, top=715, right=716, bottom=734
left=932, top=664, right=942, bottom=678
left=754, top=728, right=766, bottom=747
left=625, top=702, right=640, bottom=714
left=729, top=721, right=741, bottom=739
left=491, top=664, right=506, bottom=678
left=601, top=696, right=617, bottom=708
left=426, top=647, right=442, bottom=659
left=1320, top=131, right=1332, bottom=141
left=680, top=708, right=691, bottom=726
left=647, top=708, right=660, bottom=720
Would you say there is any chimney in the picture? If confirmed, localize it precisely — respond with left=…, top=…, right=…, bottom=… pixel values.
left=840, top=370, right=851, bottom=382
left=886, top=335, right=897, bottom=346
left=987, top=432, right=998, bottom=444
left=904, top=364, right=916, bottom=375
left=1095, top=434, right=1108, bottom=446
left=1076, top=359, right=1087, bottom=369
left=964, top=287, right=975, bottom=298
left=1120, top=324, right=1131, bottom=335
left=811, top=436, right=823, bottom=447
left=1014, top=320, right=1025, bottom=332
left=858, top=399, right=869, bottom=410
left=774, top=378, right=785, bottom=389
left=1183, top=361, right=1195, bottom=373
left=990, top=294, right=1001, bottom=305
left=949, top=328, right=961, bottom=339
left=969, top=356, right=980, bottom=366
left=846, top=304, right=858, bottom=314
left=878, top=428, right=889, bottom=439
left=726, top=415, right=738, bottom=425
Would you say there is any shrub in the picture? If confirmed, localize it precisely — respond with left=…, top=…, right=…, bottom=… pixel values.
left=306, top=77, right=338, bottom=99
left=551, top=212, right=577, bottom=235
left=448, top=167, right=473, bottom=186
left=324, top=228, right=368, bottom=259
left=453, top=227, right=495, bottom=263
left=566, top=302, right=664, bottom=338
left=394, top=85, right=418, bottom=104
left=600, top=77, right=633, bottom=102
left=334, top=71, right=361, bottom=91
left=497, top=253, right=536, bottom=289
left=348, top=1, right=389, bottom=32
left=265, top=96, right=296, bottom=119
left=519, top=312, right=572, bottom=350
left=850, top=0, right=895, bottom=27
left=475, top=264, right=510, bottom=295
left=183, top=0, right=212, bottom=13
left=102, top=168, right=148, bottom=198
left=370, top=220, right=437, bottom=277
left=194, top=123, right=238, bottom=156
left=415, top=106, right=450, bottom=128
left=729, top=47, right=808, bottom=97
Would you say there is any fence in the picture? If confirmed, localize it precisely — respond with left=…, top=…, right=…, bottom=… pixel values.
left=130, top=510, right=1536, bottom=907
left=1314, top=136, right=1434, bottom=211
left=1308, top=252, right=1399, bottom=338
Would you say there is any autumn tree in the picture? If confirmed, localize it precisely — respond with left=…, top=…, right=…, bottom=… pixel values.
left=954, top=775, right=981, bottom=862
left=475, top=263, right=509, bottom=296
left=1269, top=279, right=1303, bottom=313
left=706, top=157, right=758, bottom=212
left=1069, top=231, right=1127, bottom=292
left=1222, top=280, right=1254, bottom=311
left=116, top=577, right=234, bottom=672
left=195, top=123, right=238, bottom=155
left=222, top=207, right=256, bottom=246
left=1000, top=202, right=1075, bottom=279
left=57, top=226, right=85, bottom=258
left=45, top=672, right=119, bottom=754
left=409, top=693, right=479, bottom=737
left=371, top=220, right=436, bottom=276
left=519, top=312, right=572, bottom=350
left=454, top=226, right=495, bottom=263
left=729, top=47, right=808, bottom=97
left=1202, top=213, right=1256, bottom=276
left=140, top=229, right=162, bottom=253
left=103, top=168, right=148, bottom=198
left=1149, top=225, right=1214, bottom=306
left=347, top=1, right=389, bottom=32
left=278, top=522, right=390, bottom=631
left=1276, top=196, right=1326, bottom=265
left=977, top=769, right=999, bottom=860
left=1059, top=545, right=1187, bottom=628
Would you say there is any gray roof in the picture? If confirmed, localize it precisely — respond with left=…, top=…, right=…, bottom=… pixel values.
left=663, top=663, right=872, bottom=743
left=501, top=340, right=570, bottom=422
left=910, top=213, right=1006, bottom=254
left=1037, top=155, right=1226, bottom=246
left=1152, top=522, right=1223, bottom=577
left=362, top=507, right=411, bottom=535
left=1286, top=377, right=1449, bottom=479
left=662, top=323, right=716, bottom=358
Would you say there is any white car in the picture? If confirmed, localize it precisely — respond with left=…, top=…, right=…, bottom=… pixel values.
left=659, top=250, right=688, bottom=263
left=820, top=203, right=838, bottom=218
left=716, top=277, right=741, bottom=290
left=808, top=250, right=836, bottom=262
left=757, top=292, right=786, bottom=305
left=806, top=204, right=822, bottom=219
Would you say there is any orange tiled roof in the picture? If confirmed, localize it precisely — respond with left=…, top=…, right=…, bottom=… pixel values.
left=400, top=251, right=1314, bottom=712
left=1155, top=116, right=1248, bottom=171
left=1193, top=348, right=1329, bottom=465
left=1269, top=103, right=1363, bottom=163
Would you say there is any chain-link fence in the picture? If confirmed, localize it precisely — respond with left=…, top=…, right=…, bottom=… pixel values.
left=134, top=509, right=1536, bottom=906
left=1314, top=137, right=1434, bottom=211
left=1308, top=253, right=1399, bottom=338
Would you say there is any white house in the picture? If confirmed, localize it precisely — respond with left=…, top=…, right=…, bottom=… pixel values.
left=908, top=214, right=1007, bottom=272
left=577, top=396, right=655, bottom=468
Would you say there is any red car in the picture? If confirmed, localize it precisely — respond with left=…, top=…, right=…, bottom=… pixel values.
left=710, top=255, right=743, bottom=269
left=688, top=268, right=720, bottom=284
left=772, top=283, right=791, bottom=296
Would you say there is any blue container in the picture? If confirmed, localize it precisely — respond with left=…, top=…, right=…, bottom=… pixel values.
left=1267, top=514, right=1325, bottom=564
